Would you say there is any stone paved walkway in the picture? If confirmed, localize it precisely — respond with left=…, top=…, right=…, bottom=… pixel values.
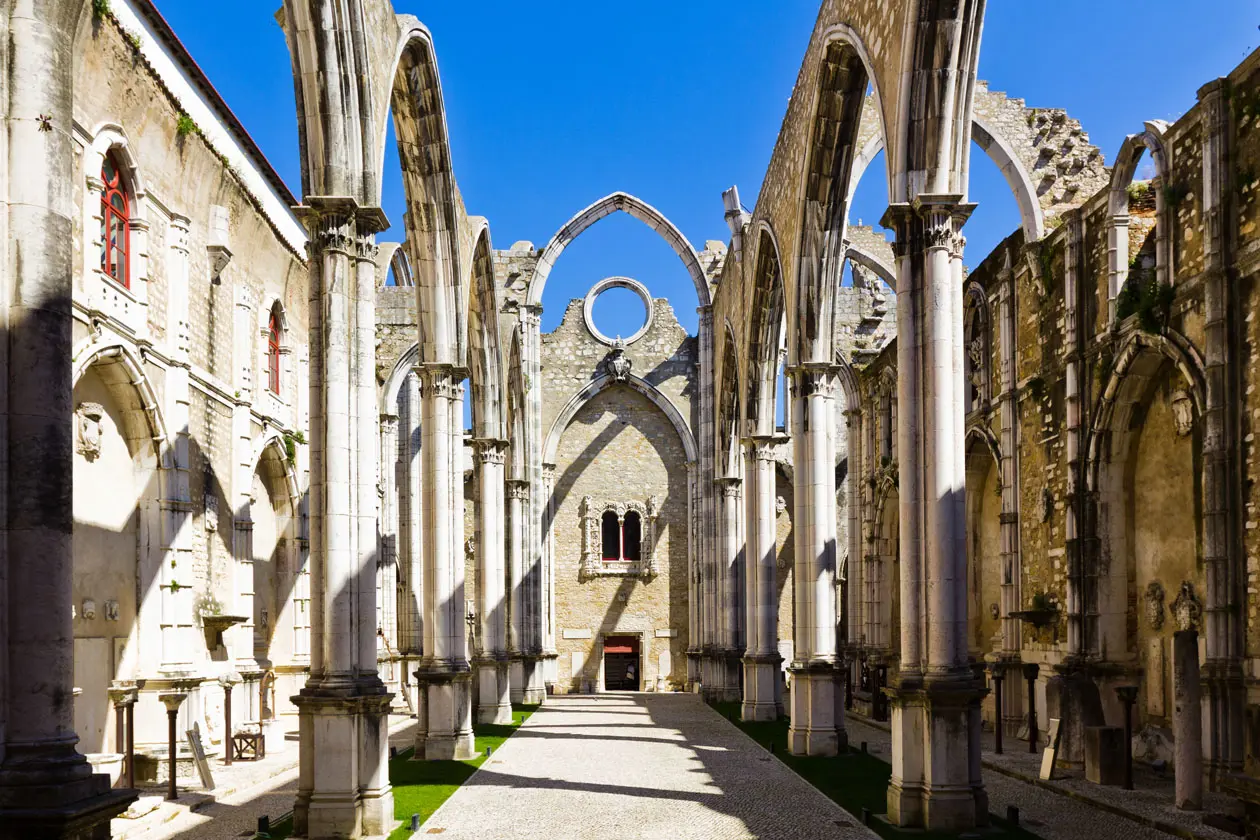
left=419, top=693, right=876, bottom=840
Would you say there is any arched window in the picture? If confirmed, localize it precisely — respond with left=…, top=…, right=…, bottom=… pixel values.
left=601, top=511, right=620, bottom=562
left=100, top=153, right=130, bottom=288
left=267, top=308, right=282, bottom=394
left=623, top=512, right=642, bottom=563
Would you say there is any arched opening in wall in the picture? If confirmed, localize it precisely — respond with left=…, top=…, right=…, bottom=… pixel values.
left=601, top=511, right=620, bottom=562
left=540, top=212, right=698, bottom=336
left=1116, top=148, right=1161, bottom=322
left=775, top=354, right=787, bottom=433
left=461, top=376, right=473, bottom=433
left=964, top=435, right=1002, bottom=663
left=623, top=512, right=643, bottom=563
left=250, top=442, right=296, bottom=723
left=1097, top=350, right=1201, bottom=736
left=747, top=230, right=785, bottom=438
left=71, top=359, right=159, bottom=761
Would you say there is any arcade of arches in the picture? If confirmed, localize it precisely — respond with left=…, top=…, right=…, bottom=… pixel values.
left=2, top=0, right=1260, bottom=838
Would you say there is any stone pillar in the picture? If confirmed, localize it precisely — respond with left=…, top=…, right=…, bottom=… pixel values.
left=413, top=366, right=475, bottom=760
left=1174, top=629, right=1203, bottom=809
left=474, top=440, right=511, bottom=724
left=1198, top=77, right=1245, bottom=787
left=378, top=414, right=402, bottom=702
left=742, top=436, right=780, bottom=721
left=290, top=199, right=393, bottom=839
left=882, top=198, right=987, bottom=832
left=844, top=407, right=863, bottom=652
left=0, top=5, right=138, bottom=835
left=506, top=478, right=530, bottom=702
left=716, top=477, right=745, bottom=702
left=787, top=364, right=845, bottom=756
left=520, top=305, right=550, bottom=700
left=401, top=372, right=423, bottom=672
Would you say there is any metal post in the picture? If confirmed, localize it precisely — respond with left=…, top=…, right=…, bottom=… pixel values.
left=126, top=700, right=135, bottom=790
left=992, top=670, right=1004, bottom=755
left=1116, top=685, right=1138, bottom=791
left=159, top=692, right=187, bottom=802
left=223, top=686, right=233, bottom=766
left=1023, top=663, right=1039, bottom=753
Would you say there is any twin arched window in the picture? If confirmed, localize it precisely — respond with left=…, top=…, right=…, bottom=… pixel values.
left=600, top=510, right=643, bottom=563
left=100, top=153, right=130, bottom=288
left=267, top=307, right=282, bottom=395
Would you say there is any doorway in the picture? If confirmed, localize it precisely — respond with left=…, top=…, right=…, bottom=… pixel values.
left=603, top=635, right=640, bottom=691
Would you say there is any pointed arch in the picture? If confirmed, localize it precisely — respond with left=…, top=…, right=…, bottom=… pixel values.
left=527, top=192, right=710, bottom=308
left=542, top=374, right=697, bottom=467
left=376, top=241, right=415, bottom=287
left=717, top=320, right=742, bottom=478
left=466, top=221, right=504, bottom=437
left=746, top=223, right=786, bottom=437
left=71, top=342, right=168, bottom=464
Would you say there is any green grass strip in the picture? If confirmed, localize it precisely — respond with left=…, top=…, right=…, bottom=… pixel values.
left=254, top=704, right=539, bottom=840
left=387, top=704, right=538, bottom=840
left=710, top=702, right=1042, bottom=840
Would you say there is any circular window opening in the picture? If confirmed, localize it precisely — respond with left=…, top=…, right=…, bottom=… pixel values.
left=584, top=278, right=654, bottom=346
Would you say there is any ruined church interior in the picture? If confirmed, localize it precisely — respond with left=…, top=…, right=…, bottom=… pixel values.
left=2, top=1, right=1259, bottom=839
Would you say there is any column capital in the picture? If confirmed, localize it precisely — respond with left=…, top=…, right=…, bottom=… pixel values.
left=417, top=364, right=466, bottom=399
left=293, top=196, right=390, bottom=257
left=715, top=476, right=743, bottom=498
left=506, top=478, right=531, bottom=500
left=542, top=462, right=557, bottom=482
left=741, top=435, right=782, bottom=463
left=786, top=362, right=841, bottom=398
left=473, top=438, right=509, bottom=465
left=521, top=304, right=544, bottom=327
left=379, top=413, right=399, bottom=433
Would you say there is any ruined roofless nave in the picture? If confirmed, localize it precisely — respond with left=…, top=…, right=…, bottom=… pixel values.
left=2, top=1, right=1260, bottom=838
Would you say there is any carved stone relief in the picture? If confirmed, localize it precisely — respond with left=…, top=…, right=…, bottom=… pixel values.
left=1171, top=581, right=1202, bottom=632
left=75, top=402, right=105, bottom=461
left=1144, top=581, right=1165, bottom=630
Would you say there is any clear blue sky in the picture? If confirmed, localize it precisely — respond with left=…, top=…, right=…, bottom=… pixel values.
left=155, top=1, right=1256, bottom=338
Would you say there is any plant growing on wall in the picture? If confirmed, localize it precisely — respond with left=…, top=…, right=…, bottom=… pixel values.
left=1116, top=275, right=1174, bottom=333
left=92, top=0, right=111, bottom=18
left=176, top=114, right=197, bottom=138
left=283, top=430, right=307, bottom=465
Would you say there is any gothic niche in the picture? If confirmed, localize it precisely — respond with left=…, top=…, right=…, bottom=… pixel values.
left=1144, top=581, right=1166, bottom=630
left=75, top=402, right=105, bottom=461
left=579, top=495, right=659, bottom=579
left=604, top=339, right=633, bottom=382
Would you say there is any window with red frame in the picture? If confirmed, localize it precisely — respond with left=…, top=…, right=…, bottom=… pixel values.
left=100, top=153, right=130, bottom=288
left=267, top=309, right=282, bottom=394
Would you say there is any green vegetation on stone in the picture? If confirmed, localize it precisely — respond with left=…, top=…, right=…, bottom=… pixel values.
left=710, top=702, right=1042, bottom=840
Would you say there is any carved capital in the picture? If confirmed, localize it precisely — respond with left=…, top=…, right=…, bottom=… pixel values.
left=506, top=479, right=531, bottom=501
left=715, top=477, right=742, bottom=499
left=787, top=363, right=840, bottom=399
left=474, top=438, right=508, bottom=465
left=742, top=435, right=779, bottom=463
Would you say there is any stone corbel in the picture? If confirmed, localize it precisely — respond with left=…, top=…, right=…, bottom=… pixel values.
left=207, top=244, right=233, bottom=284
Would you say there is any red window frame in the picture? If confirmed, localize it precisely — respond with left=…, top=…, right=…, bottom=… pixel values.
left=267, top=310, right=282, bottom=394
left=100, top=154, right=130, bottom=288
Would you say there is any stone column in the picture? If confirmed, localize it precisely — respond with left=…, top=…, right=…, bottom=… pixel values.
left=882, top=198, right=987, bottom=832
left=378, top=414, right=402, bottom=702
left=506, top=478, right=530, bottom=702
left=413, top=366, right=474, bottom=760
left=716, top=477, right=745, bottom=702
left=995, top=252, right=1024, bottom=735
left=290, top=199, right=393, bottom=839
left=742, top=436, right=780, bottom=721
left=402, top=371, right=423, bottom=674
left=787, top=364, right=846, bottom=756
left=474, top=440, right=511, bottom=724
left=0, top=4, right=137, bottom=834
left=1174, top=629, right=1203, bottom=810
left=844, top=407, right=863, bottom=652
left=1198, top=77, right=1245, bottom=787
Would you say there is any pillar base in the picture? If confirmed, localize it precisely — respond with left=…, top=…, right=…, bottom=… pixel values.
left=1046, top=665, right=1104, bottom=770
left=413, top=663, right=475, bottom=761
left=509, top=654, right=548, bottom=705
left=886, top=674, right=988, bottom=832
left=291, top=690, right=396, bottom=839
left=475, top=660, right=512, bottom=725
left=741, top=655, right=780, bottom=722
left=0, top=740, right=137, bottom=840
left=788, top=661, right=847, bottom=756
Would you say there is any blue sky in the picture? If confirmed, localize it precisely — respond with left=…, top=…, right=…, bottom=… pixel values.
left=155, top=1, right=1256, bottom=338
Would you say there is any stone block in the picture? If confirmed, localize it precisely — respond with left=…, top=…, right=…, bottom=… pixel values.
left=1085, top=725, right=1126, bottom=786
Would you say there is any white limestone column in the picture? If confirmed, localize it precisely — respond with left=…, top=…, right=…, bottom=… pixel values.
left=414, top=365, right=474, bottom=760
left=716, top=477, right=744, bottom=701
left=882, top=198, right=986, bottom=832
left=741, top=436, right=779, bottom=721
left=521, top=305, right=550, bottom=699
left=506, top=478, right=529, bottom=702
left=378, top=415, right=401, bottom=699
left=291, top=201, right=393, bottom=840
left=0, top=5, right=137, bottom=832
left=404, top=371, right=423, bottom=657
left=787, top=364, right=845, bottom=756
left=474, top=440, right=511, bottom=724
